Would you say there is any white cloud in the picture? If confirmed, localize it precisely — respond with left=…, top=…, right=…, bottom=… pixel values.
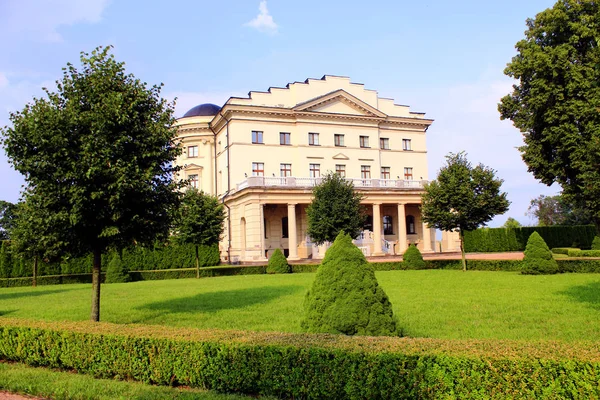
left=244, top=1, right=279, bottom=34
left=0, top=0, right=110, bottom=42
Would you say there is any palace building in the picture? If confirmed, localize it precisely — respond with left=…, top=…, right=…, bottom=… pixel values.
left=175, top=75, right=454, bottom=262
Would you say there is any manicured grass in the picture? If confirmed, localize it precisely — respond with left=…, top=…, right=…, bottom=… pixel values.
left=0, top=361, right=272, bottom=400
left=1, top=270, right=600, bottom=341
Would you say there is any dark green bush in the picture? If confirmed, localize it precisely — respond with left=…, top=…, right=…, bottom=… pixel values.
left=266, top=248, right=290, bottom=274
left=302, top=233, right=397, bottom=336
left=592, top=236, right=600, bottom=250
left=290, top=264, right=318, bottom=273
left=567, top=249, right=600, bottom=258
left=105, top=254, right=130, bottom=283
left=522, top=232, right=558, bottom=275
left=551, top=248, right=577, bottom=255
left=402, top=244, right=426, bottom=269
left=464, top=225, right=597, bottom=252
left=1, top=320, right=600, bottom=399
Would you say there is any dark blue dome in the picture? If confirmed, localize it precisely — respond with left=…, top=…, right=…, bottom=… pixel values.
left=183, top=103, right=221, bottom=117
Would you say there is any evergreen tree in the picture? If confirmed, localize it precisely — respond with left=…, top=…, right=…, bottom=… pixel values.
left=267, top=248, right=290, bottom=274
left=105, top=253, right=130, bottom=283
left=403, top=244, right=425, bottom=269
left=592, top=236, right=600, bottom=251
left=302, top=232, right=397, bottom=336
left=0, top=241, right=11, bottom=278
left=522, top=232, right=558, bottom=275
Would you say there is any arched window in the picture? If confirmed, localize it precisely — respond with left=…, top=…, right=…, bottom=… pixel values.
left=363, top=215, right=373, bottom=231
left=383, top=215, right=393, bottom=235
left=406, top=215, right=416, bottom=234
left=282, top=217, right=289, bottom=238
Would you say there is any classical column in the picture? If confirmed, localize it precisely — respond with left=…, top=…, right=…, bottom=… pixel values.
left=397, top=203, right=407, bottom=254
left=372, top=203, right=384, bottom=256
left=259, top=204, right=267, bottom=261
left=287, top=203, right=300, bottom=260
left=422, top=217, right=433, bottom=252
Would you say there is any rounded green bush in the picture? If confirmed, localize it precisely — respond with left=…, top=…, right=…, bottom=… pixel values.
left=403, top=244, right=425, bottom=269
left=301, top=232, right=398, bottom=336
left=105, top=253, right=131, bottom=283
left=592, top=236, right=600, bottom=250
left=266, top=248, right=290, bottom=274
left=522, top=232, right=558, bottom=275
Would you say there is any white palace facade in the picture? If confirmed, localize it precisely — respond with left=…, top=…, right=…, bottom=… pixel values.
left=175, top=76, right=456, bottom=262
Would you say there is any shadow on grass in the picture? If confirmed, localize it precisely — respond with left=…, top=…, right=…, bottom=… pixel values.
left=0, top=288, right=75, bottom=302
left=137, top=285, right=303, bottom=315
left=0, top=310, right=16, bottom=317
left=560, top=281, right=600, bottom=310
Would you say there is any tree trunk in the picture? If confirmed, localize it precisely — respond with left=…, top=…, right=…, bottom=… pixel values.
left=91, top=247, right=102, bottom=322
left=32, top=255, right=38, bottom=287
left=460, top=230, right=467, bottom=272
left=195, top=245, right=200, bottom=279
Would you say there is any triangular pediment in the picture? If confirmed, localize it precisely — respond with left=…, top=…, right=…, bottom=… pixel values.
left=332, top=153, right=350, bottom=160
left=293, top=89, right=387, bottom=118
left=184, top=163, right=203, bottom=170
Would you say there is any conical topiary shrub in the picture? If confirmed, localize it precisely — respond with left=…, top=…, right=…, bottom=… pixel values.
left=301, top=232, right=398, bottom=336
left=267, top=248, right=291, bottom=274
left=592, top=236, right=600, bottom=250
left=105, top=253, right=131, bottom=283
left=522, top=232, right=558, bottom=275
left=403, top=244, right=425, bottom=269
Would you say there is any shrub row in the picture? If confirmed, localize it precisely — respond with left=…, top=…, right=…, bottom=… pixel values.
left=0, top=240, right=220, bottom=279
left=551, top=248, right=575, bottom=255
left=567, top=249, right=600, bottom=258
left=464, top=225, right=597, bottom=252
left=0, top=320, right=599, bottom=399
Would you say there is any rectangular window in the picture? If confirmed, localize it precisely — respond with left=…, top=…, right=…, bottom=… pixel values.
left=308, top=132, right=320, bottom=146
left=380, top=138, right=390, bottom=150
left=252, top=162, right=264, bottom=176
left=383, top=215, right=394, bottom=235
left=189, top=174, right=199, bottom=188
left=404, top=167, right=413, bottom=180
left=280, top=132, right=291, bottom=145
left=360, top=135, right=369, bottom=148
left=361, top=165, right=371, bottom=179
left=334, top=134, right=345, bottom=147
left=335, top=164, right=346, bottom=177
left=252, top=131, right=263, bottom=144
left=381, top=167, right=391, bottom=180
left=309, top=163, right=320, bottom=178
left=187, top=145, right=199, bottom=158
left=402, top=139, right=412, bottom=151
left=280, top=163, right=292, bottom=177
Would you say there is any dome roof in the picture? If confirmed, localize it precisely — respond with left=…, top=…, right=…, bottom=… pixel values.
left=182, top=103, right=221, bottom=118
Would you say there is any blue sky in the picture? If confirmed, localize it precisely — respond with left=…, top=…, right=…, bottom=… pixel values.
left=0, top=0, right=559, bottom=226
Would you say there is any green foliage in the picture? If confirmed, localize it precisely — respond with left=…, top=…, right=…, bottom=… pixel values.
left=522, top=232, right=558, bottom=275
left=592, top=236, right=600, bottom=250
left=266, top=248, right=290, bottom=274
left=464, top=225, right=596, bottom=252
left=0, top=240, right=11, bottom=278
left=499, top=0, right=600, bottom=229
left=528, top=194, right=593, bottom=226
left=174, top=189, right=225, bottom=247
left=307, top=172, right=365, bottom=244
left=551, top=248, right=576, bottom=255
left=105, top=253, right=130, bottom=283
left=502, top=217, right=522, bottom=229
left=566, top=249, right=600, bottom=258
left=1, top=320, right=600, bottom=399
left=302, top=232, right=397, bottom=336
left=402, top=244, right=425, bottom=269
left=0, top=200, right=17, bottom=240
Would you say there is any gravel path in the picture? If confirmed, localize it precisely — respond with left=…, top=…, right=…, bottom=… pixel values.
left=0, top=392, right=42, bottom=400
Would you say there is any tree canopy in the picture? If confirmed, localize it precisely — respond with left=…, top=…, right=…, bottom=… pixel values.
left=0, top=200, right=17, bottom=240
left=421, top=152, right=510, bottom=270
left=1, top=46, right=183, bottom=321
left=527, top=194, right=593, bottom=226
left=498, top=0, right=600, bottom=229
left=307, top=172, right=365, bottom=244
left=503, top=217, right=522, bottom=229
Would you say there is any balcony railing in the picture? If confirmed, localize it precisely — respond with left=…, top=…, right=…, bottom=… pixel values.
left=236, top=176, right=426, bottom=191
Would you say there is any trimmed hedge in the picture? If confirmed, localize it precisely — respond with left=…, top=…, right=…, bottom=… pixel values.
left=567, top=249, right=600, bottom=258
left=464, top=225, right=597, bottom=252
left=551, top=248, right=576, bottom=255
left=0, top=319, right=599, bottom=399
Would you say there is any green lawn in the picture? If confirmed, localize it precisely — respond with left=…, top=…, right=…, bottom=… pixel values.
left=1, top=270, right=600, bottom=341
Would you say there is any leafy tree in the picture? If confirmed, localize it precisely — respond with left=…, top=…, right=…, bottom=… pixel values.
left=421, top=152, right=510, bottom=271
left=503, top=217, right=522, bottom=229
left=266, top=248, right=290, bottom=274
left=527, top=194, right=593, bottom=226
left=499, top=0, right=600, bottom=230
left=0, top=200, right=17, bottom=240
left=302, top=232, right=397, bottom=336
left=403, top=244, right=425, bottom=269
left=105, top=253, right=130, bottom=283
left=1, top=46, right=183, bottom=321
left=307, top=172, right=365, bottom=244
left=173, top=189, right=225, bottom=278
left=521, top=232, right=558, bottom=275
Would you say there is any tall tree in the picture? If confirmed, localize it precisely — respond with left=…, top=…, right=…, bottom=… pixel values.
left=503, top=217, right=522, bottom=229
left=528, top=194, right=593, bottom=226
left=173, top=189, right=225, bottom=278
left=421, top=152, right=510, bottom=271
left=498, top=0, right=600, bottom=230
left=1, top=46, right=183, bottom=321
left=0, top=200, right=17, bottom=240
left=307, top=172, right=365, bottom=244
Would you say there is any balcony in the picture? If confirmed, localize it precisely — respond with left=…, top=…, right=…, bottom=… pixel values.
left=235, top=176, right=426, bottom=191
